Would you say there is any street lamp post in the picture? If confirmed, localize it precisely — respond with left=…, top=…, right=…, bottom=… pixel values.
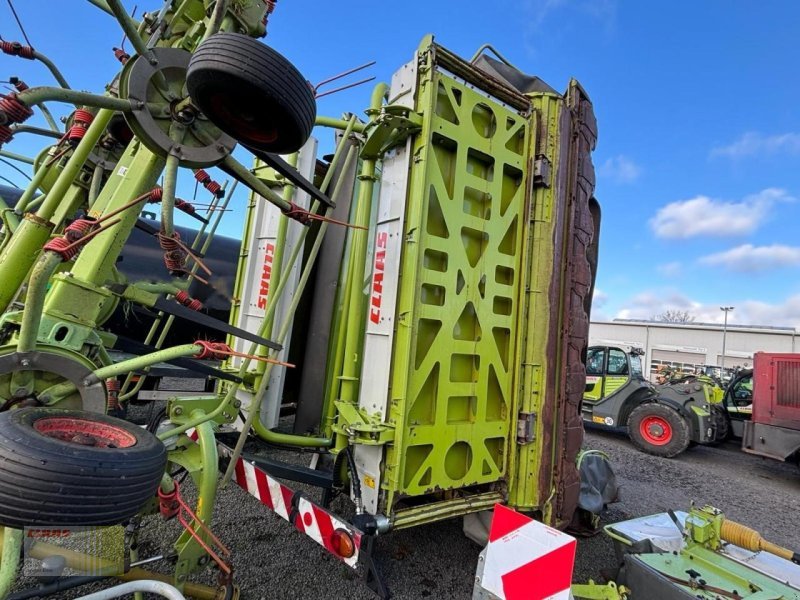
left=720, top=306, right=734, bottom=378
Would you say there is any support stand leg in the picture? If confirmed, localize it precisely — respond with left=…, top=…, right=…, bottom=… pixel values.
left=360, top=534, right=389, bottom=599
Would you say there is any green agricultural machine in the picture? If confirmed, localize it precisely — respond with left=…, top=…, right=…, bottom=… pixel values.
left=575, top=504, right=800, bottom=600
left=583, top=346, right=725, bottom=457
left=0, top=1, right=601, bottom=597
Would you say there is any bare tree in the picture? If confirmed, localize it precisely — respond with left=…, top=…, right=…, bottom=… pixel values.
left=654, top=309, right=696, bottom=323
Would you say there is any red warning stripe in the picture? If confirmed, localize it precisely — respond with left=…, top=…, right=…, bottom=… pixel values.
left=214, top=440, right=362, bottom=568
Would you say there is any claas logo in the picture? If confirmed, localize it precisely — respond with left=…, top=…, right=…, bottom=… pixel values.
left=257, top=243, right=276, bottom=309
left=369, top=232, right=388, bottom=324
left=26, top=529, right=71, bottom=538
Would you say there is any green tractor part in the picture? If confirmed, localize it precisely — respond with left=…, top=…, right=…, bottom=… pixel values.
left=338, top=40, right=601, bottom=530
left=583, top=345, right=722, bottom=457
left=0, top=2, right=601, bottom=597
left=583, top=345, right=654, bottom=427
left=600, top=505, right=800, bottom=599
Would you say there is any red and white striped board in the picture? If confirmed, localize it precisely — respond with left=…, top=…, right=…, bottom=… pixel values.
left=479, top=504, right=576, bottom=600
left=210, top=440, right=362, bottom=568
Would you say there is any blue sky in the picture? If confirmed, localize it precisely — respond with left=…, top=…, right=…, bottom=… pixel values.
left=2, top=1, right=800, bottom=327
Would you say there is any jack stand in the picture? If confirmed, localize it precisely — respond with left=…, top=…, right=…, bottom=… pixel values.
left=360, top=534, right=389, bottom=599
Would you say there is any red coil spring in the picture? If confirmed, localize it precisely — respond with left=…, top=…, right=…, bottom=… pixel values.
left=43, top=237, right=80, bottom=261
left=194, top=340, right=231, bottom=360
left=67, top=124, right=88, bottom=144
left=158, top=484, right=179, bottom=519
left=12, top=80, right=28, bottom=92
left=158, top=231, right=181, bottom=251
left=193, top=169, right=224, bottom=198
left=206, top=180, right=222, bottom=197
left=149, top=187, right=164, bottom=202
left=0, top=125, right=12, bottom=144
left=73, top=109, right=94, bottom=125
left=175, top=290, right=203, bottom=311
left=163, top=251, right=187, bottom=273
left=0, top=41, right=34, bottom=59
left=159, top=232, right=188, bottom=274
left=64, top=219, right=95, bottom=242
left=106, top=378, right=121, bottom=412
left=65, top=110, right=94, bottom=145
left=0, top=93, right=33, bottom=124
left=175, top=199, right=196, bottom=216
left=113, top=47, right=130, bottom=64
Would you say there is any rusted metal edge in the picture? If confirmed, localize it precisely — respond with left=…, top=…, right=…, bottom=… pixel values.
left=430, top=43, right=532, bottom=113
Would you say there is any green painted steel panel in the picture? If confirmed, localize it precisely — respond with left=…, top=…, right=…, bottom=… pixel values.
left=383, top=67, right=530, bottom=505
left=603, top=375, right=628, bottom=397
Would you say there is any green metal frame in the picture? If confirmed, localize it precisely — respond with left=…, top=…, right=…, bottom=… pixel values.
left=381, top=55, right=529, bottom=507
left=603, top=506, right=800, bottom=599
left=0, top=5, right=603, bottom=595
left=0, top=0, right=312, bottom=594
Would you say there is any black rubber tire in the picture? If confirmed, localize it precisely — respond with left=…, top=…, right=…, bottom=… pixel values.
left=0, top=408, right=167, bottom=528
left=707, top=403, right=730, bottom=445
left=186, top=32, right=316, bottom=154
left=627, top=403, right=690, bottom=458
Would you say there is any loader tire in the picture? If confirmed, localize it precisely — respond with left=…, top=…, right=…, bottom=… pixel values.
left=187, top=32, right=316, bottom=154
left=0, top=407, right=166, bottom=528
left=627, top=403, right=690, bottom=458
left=708, top=403, right=730, bottom=444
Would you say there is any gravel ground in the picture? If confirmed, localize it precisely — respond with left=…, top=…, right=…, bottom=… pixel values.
left=11, top=427, right=800, bottom=599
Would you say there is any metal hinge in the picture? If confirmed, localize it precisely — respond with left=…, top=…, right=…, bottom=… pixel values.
left=360, top=105, right=423, bottom=159
left=333, top=401, right=396, bottom=445
left=516, top=411, right=536, bottom=444
left=533, top=155, right=551, bottom=188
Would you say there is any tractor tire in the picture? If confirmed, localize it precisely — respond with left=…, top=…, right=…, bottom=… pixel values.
left=707, top=404, right=730, bottom=445
left=186, top=32, right=316, bottom=154
left=0, top=408, right=166, bottom=528
left=627, top=403, right=690, bottom=458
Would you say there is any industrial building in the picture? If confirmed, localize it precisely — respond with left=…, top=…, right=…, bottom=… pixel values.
left=589, top=319, right=798, bottom=381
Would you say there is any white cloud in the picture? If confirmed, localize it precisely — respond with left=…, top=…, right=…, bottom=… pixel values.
left=598, top=155, right=641, bottom=184
left=590, top=288, right=612, bottom=321
left=737, top=296, right=800, bottom=329
left=592, top=288, right=608, bottom=308
left=616, top=291, right=702, bottom=322
left=615, top=290, right=800, bottom=329
left=520, top=0, right=617, bottom=50
left=711, top=132, right=800, bottom=159
left=657, top=262, right=682, bottom=277
left=649, top=188, right=791, bottom=239
left=699, top=244, right=800, bottom=272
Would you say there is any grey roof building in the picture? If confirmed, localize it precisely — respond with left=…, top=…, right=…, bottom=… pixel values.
left=589, top=319, right=797, bottom=381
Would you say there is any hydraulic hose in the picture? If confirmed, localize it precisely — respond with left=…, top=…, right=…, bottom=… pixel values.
left=720, top=519, right=800, bottom=564
left=75, top=580, right=186, bottom=600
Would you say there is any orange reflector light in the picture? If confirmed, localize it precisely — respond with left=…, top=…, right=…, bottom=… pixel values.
left=330, top=528, right=355, bottom=558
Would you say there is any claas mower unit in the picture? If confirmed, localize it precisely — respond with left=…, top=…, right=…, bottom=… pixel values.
left=0, top=1, right=602, bottom=598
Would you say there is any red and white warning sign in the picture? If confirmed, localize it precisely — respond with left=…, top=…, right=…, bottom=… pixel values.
left=480, top=504, right=576, bottom=600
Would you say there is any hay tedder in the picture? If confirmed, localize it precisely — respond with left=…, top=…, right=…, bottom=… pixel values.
left=0, top=1, right=600, bottom=597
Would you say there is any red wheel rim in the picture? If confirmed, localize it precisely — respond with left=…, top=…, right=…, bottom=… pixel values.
left=640, top=415, right=673, bottom=446
left=209, top=93, right=278, bottom=145
left=33, top=417, right=136, bottom=449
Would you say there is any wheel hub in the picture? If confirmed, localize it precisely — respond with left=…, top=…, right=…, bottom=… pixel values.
left=640, top=415, right=673, bottom=446
left=0, top=348, right=106, bottom=413
left=34, top=416, right=136, bottom=448
left=119, top=47, right=236, bottom=167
